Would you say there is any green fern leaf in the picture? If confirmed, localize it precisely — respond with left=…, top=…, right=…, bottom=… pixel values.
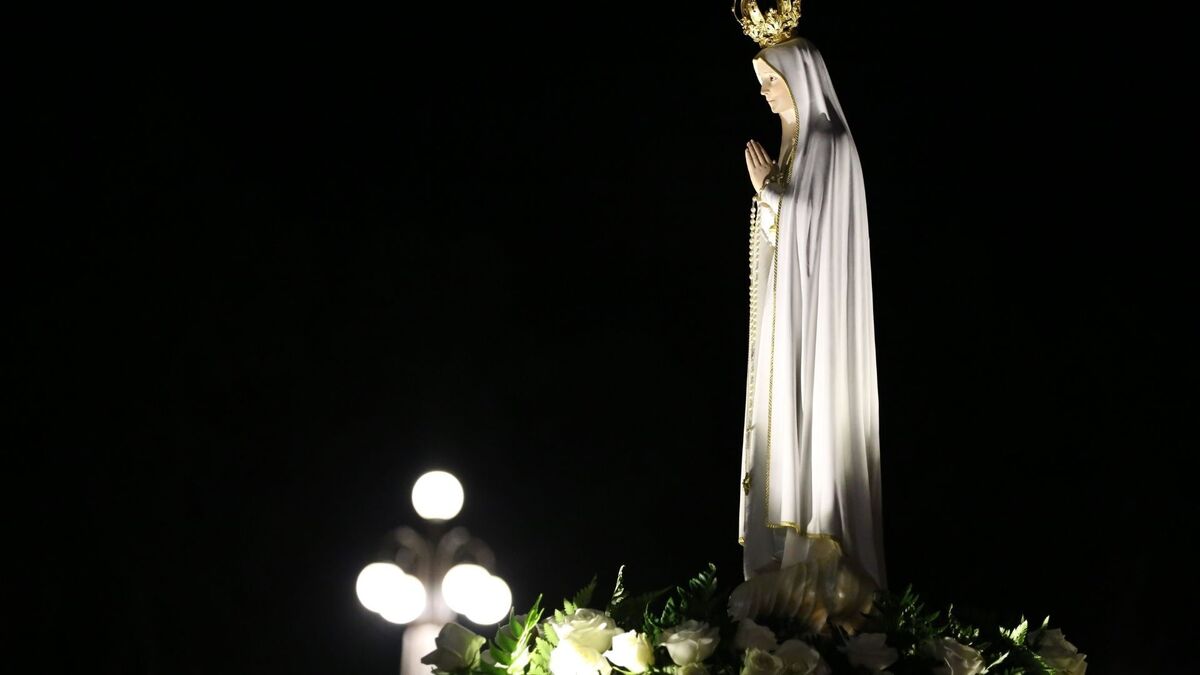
left=486, top=595, right=545, bottom=675
left=611, top=585, right=671, bottom=633
left=569, top=574, right=598, bottom=612
left=529, top=637, right=553, bottom=675
left=607, top=565, right=627, bottom=613
left=982, top=650, right=1010, bottom=672
left=1009, top=617, right=1030, bottom=645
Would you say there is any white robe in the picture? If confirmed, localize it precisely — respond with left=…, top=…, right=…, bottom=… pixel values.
left=738, top=38, right=886, bottom=591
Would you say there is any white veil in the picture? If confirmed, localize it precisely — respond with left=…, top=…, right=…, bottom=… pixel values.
left=739, top=37, right=886, bottom=593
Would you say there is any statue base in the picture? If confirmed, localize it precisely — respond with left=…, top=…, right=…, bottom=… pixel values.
left=729, top=538, right=877, bottom=637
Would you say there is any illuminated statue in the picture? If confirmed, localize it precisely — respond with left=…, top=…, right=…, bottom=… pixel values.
left=732, top=0, right=885, bottom=635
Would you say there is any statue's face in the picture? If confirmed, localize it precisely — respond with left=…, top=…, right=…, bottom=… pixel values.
left=753, top=59, right=794, bottom=115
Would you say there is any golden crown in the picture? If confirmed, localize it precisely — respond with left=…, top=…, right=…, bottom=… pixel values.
left=731, top=0, right=802, bottom=48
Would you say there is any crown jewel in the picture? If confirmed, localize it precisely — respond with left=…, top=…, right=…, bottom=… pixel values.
left=732, top=0, right=802, bottom=48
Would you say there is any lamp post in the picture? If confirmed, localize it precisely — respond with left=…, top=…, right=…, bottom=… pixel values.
left=356, top=471, right=512, bottom=675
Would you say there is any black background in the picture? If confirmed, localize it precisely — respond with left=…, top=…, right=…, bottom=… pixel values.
left=12, top=3, right=1190, bottom=673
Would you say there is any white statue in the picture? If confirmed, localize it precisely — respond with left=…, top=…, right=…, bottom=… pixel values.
left=732, top=2, right=885, bottom=636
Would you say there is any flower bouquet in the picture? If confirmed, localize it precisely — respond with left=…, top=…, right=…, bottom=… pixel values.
left=421, top=564, right=1087, bottom=675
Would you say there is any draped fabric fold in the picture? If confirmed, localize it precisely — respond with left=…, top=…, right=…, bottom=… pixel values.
left=738, top=38, right=886, bottom=593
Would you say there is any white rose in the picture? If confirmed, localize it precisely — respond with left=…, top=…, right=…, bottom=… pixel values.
left=678, top=663, right=710, bottom=675
left=774, top=639, right=831, bottom=675
left=918, top=637, right=984, bottom=675
left=740, top=647, right=783, bottom=675
left=734, top=618, right=778, bottom=652
left=837, top=633, right=898, bottom=672
left=550, top=637, right=612, bottom=675
left=421, top=622, right=486, bottom=672
left=551, top=609, right=625, bottom=653
left=660, top=620, right=721, bottom=665
left=1029, top=628, right=1088, bottom=675
left=603, top=630, right=654, bottom=674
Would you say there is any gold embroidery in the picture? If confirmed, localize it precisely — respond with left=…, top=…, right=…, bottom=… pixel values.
left=737, top=528, right=842, bottom=549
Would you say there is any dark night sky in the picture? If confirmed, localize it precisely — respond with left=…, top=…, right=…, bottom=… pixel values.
left=11, top=3, right=1190, bottom=674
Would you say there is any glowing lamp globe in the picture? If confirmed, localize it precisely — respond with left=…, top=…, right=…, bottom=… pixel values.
left=356, top=562, right=406, bottom=613
left=442, top=563, right=513, bottom=625
left=379, top=573, right=428, bottom=624
left=411, top=471, right=464, bottom=521
left=356, top=562, right=427, bottom=624
left=441, top=563, right=490, bottom=616
left=465, top=575, right=512, bottom=625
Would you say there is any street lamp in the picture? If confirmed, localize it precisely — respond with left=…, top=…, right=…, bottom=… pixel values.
left=356, top=562, right=428, bottom=624
left=357, top=470, right=512, bottom=675
left=411, top=470, right=464, bottom=521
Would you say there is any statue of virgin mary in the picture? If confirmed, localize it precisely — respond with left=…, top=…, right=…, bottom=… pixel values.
left=732, top=12, right=886, bottom=633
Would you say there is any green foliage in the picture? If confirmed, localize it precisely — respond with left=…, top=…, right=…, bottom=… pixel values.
left=528, top=637, right=552, bottom=675
left=982, top=650, right=1012, bottom=673
left=1001, top=616, right=1031, bottom=646
left=639, top=563, right=723, bottom=644
left=610, top=585, right=672, bottom=638
left=942, top=604, right=982, bottom=645
left=486, top=595, right=544, bottom=675
left=654, top=595, right=682, bottom=633
left=867, top=585, right=947, bottom=658
left=683, top=563, right=720, bottom=620
left=468, top=564, right=1078, bottom=675
left=528, top=621, right=558, bottom=675
left=986, top=615, right=1057, bottom=675
left=606, top=565, right=627, bottom=614
left=564, top=575, right=598, bottom=614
